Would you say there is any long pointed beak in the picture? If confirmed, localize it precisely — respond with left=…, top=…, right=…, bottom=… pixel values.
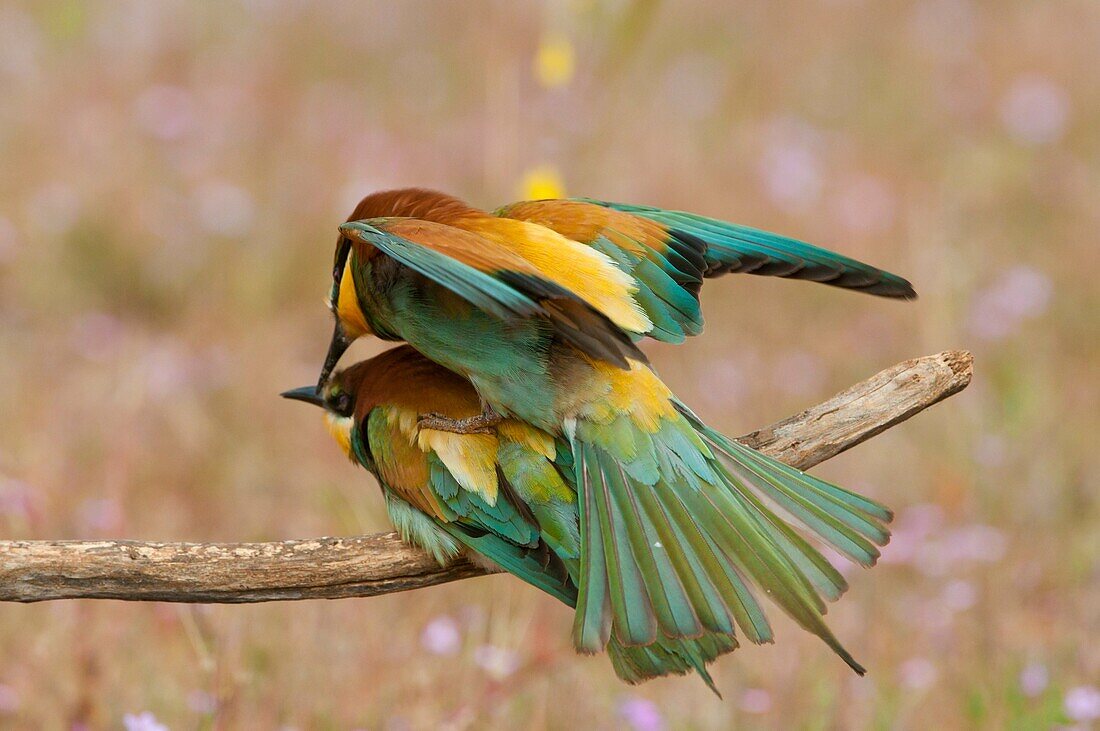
left=281, top=385, right=325, bottom=408
left=317, top=321, right=352, bottom=390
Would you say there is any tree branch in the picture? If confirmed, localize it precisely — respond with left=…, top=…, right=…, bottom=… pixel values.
left=0, top=351, right=972, bottom=604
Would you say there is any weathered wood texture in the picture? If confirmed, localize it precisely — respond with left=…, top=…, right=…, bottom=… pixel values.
left=0, top=351, right=972, bottom=604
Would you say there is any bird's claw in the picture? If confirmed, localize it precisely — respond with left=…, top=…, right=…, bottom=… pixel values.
left=417, top=411, right=502, bottom=435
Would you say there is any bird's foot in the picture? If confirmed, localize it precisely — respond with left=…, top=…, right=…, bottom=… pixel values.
left=417, top=409, right=502, bottom=435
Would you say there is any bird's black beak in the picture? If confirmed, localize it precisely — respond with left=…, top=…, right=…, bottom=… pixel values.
left=317, top=321, right=352, bottom=391
left=281, top=385, right=325, bottom=408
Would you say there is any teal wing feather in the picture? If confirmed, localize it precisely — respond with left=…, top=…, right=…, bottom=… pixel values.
left=363, top=409, right=577, bottom=602
left=438, top=521, right=579, bottom=606
left=496, top=439, right=582, bottom=560
left=340, top=219, right=645, bottom=366
left=588, top=236, right=705, bottom=342
left=583, top=200, right=917, bottom=299
left=426, top=453, right=539, bottom=548
left=341, top=220, right=545, bottom=321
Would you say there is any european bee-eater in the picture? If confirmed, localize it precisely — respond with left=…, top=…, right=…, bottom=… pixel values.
left=285, top=345, right=893, bottom=689
left=317, top=188, right=915, bottom=388
left=298, top=188, right=908, bottom=686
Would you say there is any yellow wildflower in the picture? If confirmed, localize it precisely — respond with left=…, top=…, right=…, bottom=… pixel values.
left=519, top=166, right=566, bottom=201
left=535, top=34, right=575, bottom=89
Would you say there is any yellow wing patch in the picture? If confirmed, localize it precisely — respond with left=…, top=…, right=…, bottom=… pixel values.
left=418, top=429, right=501, bottom=505
left=384, top=406, right=501, bottom=506
left=461, top=217, right=652, bottom=335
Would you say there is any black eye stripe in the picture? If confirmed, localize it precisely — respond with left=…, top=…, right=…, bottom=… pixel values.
left=323, top=389, right=353, bottom=418
left=334, top=393, right=353, bottom=417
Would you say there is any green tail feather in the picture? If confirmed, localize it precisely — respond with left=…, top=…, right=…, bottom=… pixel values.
left=603, top=454, right=702, bottom=641
left=437, top=515, right=738, bottom=691
left=572, top=409, right=895, bottom=676
left=607, top=632, right=737, bottom=697
left=677, top=404, right=893, bottom=567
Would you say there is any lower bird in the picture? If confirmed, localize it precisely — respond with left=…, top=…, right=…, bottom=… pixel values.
left=284, top=345, right=893, bottom=691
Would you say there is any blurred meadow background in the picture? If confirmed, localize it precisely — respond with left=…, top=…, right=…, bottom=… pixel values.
left=0, top=1, right=1097, bottom=728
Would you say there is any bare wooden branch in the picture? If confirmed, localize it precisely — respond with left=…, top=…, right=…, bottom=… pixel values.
left=737, top=349, right=974, bottom=470
left=0, top=351, right=972, bottom=604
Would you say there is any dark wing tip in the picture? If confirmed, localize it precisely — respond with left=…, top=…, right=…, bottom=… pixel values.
left=865, top=277, right=918, bottom=300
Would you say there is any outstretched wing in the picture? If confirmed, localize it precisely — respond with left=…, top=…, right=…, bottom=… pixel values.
left=496, top=200, right=708, bottom=343
left=496, top=198, right=916, bottom=345
left=585, top=199, right=916, bottom=298
left=340, top=218, right=646, bottom=367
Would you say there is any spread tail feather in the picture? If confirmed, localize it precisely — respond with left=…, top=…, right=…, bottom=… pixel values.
left=570, top=411, right=894, bottom=677
left=607, top=632, right=737, bottom=697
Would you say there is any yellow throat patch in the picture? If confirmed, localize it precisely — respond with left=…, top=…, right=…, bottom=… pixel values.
left=324, top=412, right=355, bottom=461
left=335, top=252, right=371, bottom=339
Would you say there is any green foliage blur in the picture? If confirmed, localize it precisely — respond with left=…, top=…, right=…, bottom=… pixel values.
left=0, top=1, right=1095, bottom=728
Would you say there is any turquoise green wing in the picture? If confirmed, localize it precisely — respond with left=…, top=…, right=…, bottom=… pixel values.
left=340, top=219, right=645, bottom=366
left=581, top=199, right=917, bottom=299
left=341, top=220, right=543, bottom=321
left=493, top=198, right=707, bottom=343
left=587, top=235, right=705, bottom=342
left=363, top=407, right=581, bottom=604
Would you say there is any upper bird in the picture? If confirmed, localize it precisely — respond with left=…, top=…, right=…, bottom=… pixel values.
left=302, top=188, right=906, bottom=686
left=318, top=188, right=915, bottom=386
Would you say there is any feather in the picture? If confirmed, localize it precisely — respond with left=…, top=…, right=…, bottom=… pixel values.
left=497, top=199, right=707, bottom=343
left=678, top=405, right=892, bottom=566
left=568, top=364, right=890, bottom=674
left=593, top=201, right=917, bottom=299
left=342, top=219, right=646, bottom=368
left=573, top=445, right=614, bottom=653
